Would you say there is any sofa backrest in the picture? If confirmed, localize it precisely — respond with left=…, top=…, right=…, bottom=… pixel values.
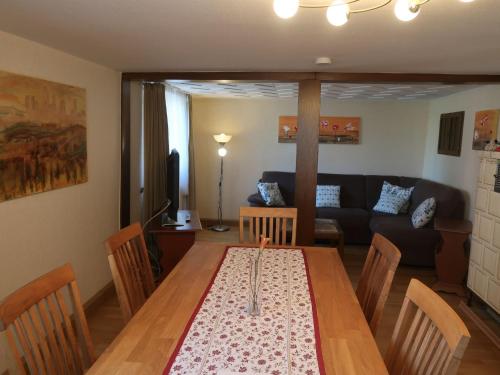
left=410, top=179, right=465, bottom=220
left=317, top=173, right=366, bottom=208
left=259, top=172, right=464, bottom=220
left=365, top=175, right=420, bottom=210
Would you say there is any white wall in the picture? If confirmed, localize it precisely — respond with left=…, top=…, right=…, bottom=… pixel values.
left=0, top=31, right=121, bottom=371
left=422, top=85, right=500, bottom=218
left=192, top=97, right=429, bottom=220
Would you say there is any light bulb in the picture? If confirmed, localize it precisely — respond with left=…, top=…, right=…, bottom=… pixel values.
left=273, top=0, right=299, bottom=19
left=394, top=0, right=420, bottom=22
left=218, top=147, right=228, bottom=157
left=327, top=1, right=350, bottom=27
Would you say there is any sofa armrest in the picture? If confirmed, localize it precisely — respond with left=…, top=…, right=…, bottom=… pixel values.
left=247, top=193, right=266, bottom=207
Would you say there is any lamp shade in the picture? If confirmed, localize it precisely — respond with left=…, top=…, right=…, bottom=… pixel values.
left=213, top=133, right=232, bottom=144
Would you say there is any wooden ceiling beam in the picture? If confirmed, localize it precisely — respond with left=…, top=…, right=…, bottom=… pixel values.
left=122, top=71, right=500, bottom=84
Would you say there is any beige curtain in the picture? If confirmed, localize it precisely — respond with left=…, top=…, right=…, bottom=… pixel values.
left=188, top=95, right=197, bottom=209
left=143, top=83, right=169, bottom=221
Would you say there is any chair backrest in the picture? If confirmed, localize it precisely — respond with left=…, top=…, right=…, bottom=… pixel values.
left=356, top=233, right=401, bottom=335
left=385, top=279, right=470, bottom=375
left=0, top=264, right=95, bottom=375
left=104, top=222, right=156, bottom=323
left=239, top=207, right=297, bottom=246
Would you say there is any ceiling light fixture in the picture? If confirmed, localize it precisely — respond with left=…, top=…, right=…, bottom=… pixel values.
left=273, top=0, right=471, bottom=26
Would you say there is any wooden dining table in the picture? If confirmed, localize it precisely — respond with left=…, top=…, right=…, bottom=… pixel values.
left=87, top=241, right=388, bottom=374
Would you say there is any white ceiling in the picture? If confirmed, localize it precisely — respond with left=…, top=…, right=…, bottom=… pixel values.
left=0, top=0, right=499, bottom=74
left=167, top=81, right=476, bottom=100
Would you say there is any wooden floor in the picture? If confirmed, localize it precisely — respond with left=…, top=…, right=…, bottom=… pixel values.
left=87, top=227, right=500, bottom=374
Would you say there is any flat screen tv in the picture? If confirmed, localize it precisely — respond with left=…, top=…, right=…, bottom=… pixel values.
left=167, top=149, right=180, bottom=220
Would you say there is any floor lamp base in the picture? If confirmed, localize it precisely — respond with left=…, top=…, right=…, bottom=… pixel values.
left=210, top=224, right=230, bottom=232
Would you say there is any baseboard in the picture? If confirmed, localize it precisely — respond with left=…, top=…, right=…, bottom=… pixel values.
left=459, top=300, right=500, bottom=351
left=84, top=281, right=115, bottom=315
left=201, top=218, right=239, bottom=228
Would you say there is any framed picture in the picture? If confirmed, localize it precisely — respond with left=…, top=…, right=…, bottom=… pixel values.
left=0, top=70, right=87, bottom=203
left=278, top=116, right=361, bottom=144
left=472, top=109, right=499, bottom=150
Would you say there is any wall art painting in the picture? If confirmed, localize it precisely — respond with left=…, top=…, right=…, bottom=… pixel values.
left=0, top=70, right=87, bottom=202
left=473, top=109, right=499, bottom=150
left=278, top=116, right=360, bottom=144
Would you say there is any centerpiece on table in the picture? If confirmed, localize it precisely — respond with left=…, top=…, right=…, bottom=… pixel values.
left=247, top=235, right=269, bottom=316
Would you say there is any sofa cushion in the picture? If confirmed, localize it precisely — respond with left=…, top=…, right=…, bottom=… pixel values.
left=365, top=175, right=401, bottom=210
left=316, top=185, right=341, bottom=208
left=373, top=181, right=414, bottom=215
left=410, top=179, right=465, bottom=220
left=257, top=182, right=286, bottom=206
left=370, top=215, right=440, bottom=266
left=261, top=171, right=296, bottom=206
left=317, top=173, right=366, bottom=208
left=412, top=197, right=436, bottom=228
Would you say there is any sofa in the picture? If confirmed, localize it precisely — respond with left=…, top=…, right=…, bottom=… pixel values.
left=247, top=171, right=465, bottom=267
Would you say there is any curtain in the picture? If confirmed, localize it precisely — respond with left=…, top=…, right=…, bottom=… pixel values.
left=143, top=83, right=169, bottom=221
left=165, top=86, right=190, bottom=209
left=188, top=95, right=197, bottom=209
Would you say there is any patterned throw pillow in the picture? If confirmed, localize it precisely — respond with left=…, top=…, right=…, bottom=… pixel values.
left=316, top=185, right=341, bottom=208
left=412, top=198, right=436, bottom=228
left=257, top=182, right=286, bottom=206
left=373, top=181, right=414, bottom=215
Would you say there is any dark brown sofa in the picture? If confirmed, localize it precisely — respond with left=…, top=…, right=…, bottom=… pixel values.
left=248, top=171, right=465, bottom=267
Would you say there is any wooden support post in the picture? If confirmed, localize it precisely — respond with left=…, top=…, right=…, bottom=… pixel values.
left=294, top=80, right=321, bottom=245
left=120, top=79, right=131, bottom=228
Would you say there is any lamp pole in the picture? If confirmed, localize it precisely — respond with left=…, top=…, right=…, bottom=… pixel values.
left=211, top=133, right=232, bottom=232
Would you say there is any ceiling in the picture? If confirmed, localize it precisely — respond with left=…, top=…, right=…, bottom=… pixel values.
left=167, top=81, right=477, bottom=100
left=0, top=0, right=499, bottom=74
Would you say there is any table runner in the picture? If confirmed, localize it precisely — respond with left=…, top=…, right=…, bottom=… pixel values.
left=164, top=247, right=325, bottom=375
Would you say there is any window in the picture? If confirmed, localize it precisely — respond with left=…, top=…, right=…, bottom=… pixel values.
left=438, top=111, right=464, bottom=157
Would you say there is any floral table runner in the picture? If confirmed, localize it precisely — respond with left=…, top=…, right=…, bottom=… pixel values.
left=164, top=247, right=325, bottom=375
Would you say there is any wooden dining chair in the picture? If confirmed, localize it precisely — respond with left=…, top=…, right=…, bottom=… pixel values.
left=0, top=264, right=96, bottom=375
left=239, top=207, right=297, bottom=246
left=104, top=222, right=156, bottom=323
left=356, top=233, right=401, bottom=335
left=385, top=279, right=470, bottom=374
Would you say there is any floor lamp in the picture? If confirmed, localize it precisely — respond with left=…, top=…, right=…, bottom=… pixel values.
left=211, top=133, right=232, bottom=232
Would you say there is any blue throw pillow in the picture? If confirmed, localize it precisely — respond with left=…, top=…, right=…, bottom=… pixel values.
left=257, top=182, right=286, bottom=206
left=373, top=181, right=414, bottom=215
left=412, top=198, right=436, bottom=228
left=316, top=185, right=341, bottom=208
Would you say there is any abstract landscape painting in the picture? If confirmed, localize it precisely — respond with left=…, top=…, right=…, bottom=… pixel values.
left=278, top=116, right=361, bottom=144
left=0, top=71, right=87, bottom=203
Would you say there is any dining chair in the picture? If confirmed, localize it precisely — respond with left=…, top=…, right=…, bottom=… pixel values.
left=239, top=207, right=297, bottom=246
left=104, top=222, right=156, bottom=323
left=356, top=233, right=401, bottom=335
left=385, top=278, right=470, bottom=374
left=0, top=264, right=96, bottom=375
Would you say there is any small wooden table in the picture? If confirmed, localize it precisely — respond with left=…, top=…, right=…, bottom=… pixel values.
left=148, top=210, right=202, bottom=281
left=286, top=218, right=344, bottom=258
left=314, top=218, right=345, bottom=259
left=87, top=242, right=387, bottom=374
left=433, top=217, right=472, bottom=297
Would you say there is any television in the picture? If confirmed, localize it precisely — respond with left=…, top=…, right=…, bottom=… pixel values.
left=167, top=149, right=180, bottom=220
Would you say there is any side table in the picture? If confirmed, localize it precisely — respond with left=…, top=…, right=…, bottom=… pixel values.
left=433, top=217, right=472, bottom=297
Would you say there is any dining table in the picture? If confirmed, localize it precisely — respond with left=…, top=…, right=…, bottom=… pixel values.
left=87, top=241, right=388, bottom=375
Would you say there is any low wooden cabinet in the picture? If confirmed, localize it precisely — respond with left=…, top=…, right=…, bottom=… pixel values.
left=148, top=210, right=202, bottom=281
left=433, top=218, right=472, bottom=297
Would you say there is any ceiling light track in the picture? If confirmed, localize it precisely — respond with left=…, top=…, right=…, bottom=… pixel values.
left=273, top=0, right=473, bottom=26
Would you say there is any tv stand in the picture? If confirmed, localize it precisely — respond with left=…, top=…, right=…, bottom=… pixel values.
left=148, top=210, right=202, bottom=282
